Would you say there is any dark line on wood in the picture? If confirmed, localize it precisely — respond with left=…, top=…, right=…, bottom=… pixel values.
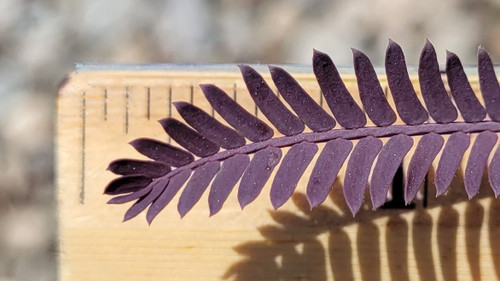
left=319, top=90, right=323, bottom=106
left=80, top=91, right=86, bottom=204
left=165, top=121, right=500, bottom=179
left=168, top=85, right=172, bottom=118
left=147, top=87, right=151, bottom=121
left=384, top=85, right=388, bottom=97
left=168, top=85, right=172, bottom=144
left=103, top=88, right=108, bottom=121
left=190, top=85, right=194, bottom=104
left=211, top=107, right=214, bottom=117
left=125, top=87, right=129, bottom=134
left=233, top=83, right=237, bottom=102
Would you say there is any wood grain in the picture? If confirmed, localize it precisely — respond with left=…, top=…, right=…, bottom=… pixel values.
left=57, top=66, right=500, bottom=281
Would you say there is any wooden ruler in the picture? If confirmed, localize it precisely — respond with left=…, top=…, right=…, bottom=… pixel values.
left=57, top=64, right=500, bottom=281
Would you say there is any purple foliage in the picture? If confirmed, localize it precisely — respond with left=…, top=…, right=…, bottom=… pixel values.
left=104, top=40, right=500, bottom=223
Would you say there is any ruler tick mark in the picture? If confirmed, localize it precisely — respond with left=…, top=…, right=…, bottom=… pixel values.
left=168, top=85, right=172, bottom=118
left=233, top=83, right=237, bottom=102
left=190, top=85, right=194, bottom=104
left=104, top=88, right=108, bottom=121
left=168, top=85, right=172, bottom=143
left=147, top=87, right=151, bottom=121
left=125, top=87, right=129, bottom=134
left=80, top=91, right=86, bottom=204
left=319, top=90, right=323, bottom=106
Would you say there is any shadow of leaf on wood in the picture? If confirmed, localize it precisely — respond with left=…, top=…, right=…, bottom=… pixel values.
left=222, top=190, right=390, bottom=281
left=223, top=172, right=498, bottom=281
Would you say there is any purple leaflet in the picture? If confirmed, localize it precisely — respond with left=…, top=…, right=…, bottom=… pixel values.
left=370, top=134, right=413, bottom=210
left=104, top=175, right=152, bottom=195
left=123, top=177, right=169, bottom=222
left=238, top=146, right=282, bottom=208
left=146, top=170, right=191, bottom=224
left=352, top=48, right=397, bottom=127
left=434, top=132, right=470, bottom=196
left=129, top=138, right=194, bottom=167
left=269, top=66, right=336, bottom=132
left=343, top=136, right=383, bottom=216
left=306, top=138, right=352, bottom=209
left=465, top=131, right=497, bottom=199
left=208, top=154, right=250, bottom=216
left=418, top=39, right=458, bottom=124
left=385, top=39, right=429, bottom=125
left=239, top=65, right=304, bottom=136
left=446, top=51, right=487, bottom=123
left=177, top=161, right=221, bottom=217
left=489, top=144, right=500, bottom=197
left=313, top=49, right=366, bottom=129
left=158, top=118, right=219, bottom=157
left=107, top=183, right=153, bottom=204
left=405, top=133, right=444, bottom=204
left=174, top=101, right=245, bottom=149
left=107, top=159, right=171, bottom=177
left=200, top=84, right=273, bottom=142
left=270, top=142, right=318, bottom=210
left=478, top=46, right=500, bottom=121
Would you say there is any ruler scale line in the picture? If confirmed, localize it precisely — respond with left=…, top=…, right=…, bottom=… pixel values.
left=147, top=87, right=151, bottom=121
left=190, top=85, right=194, bottom=104
left=104, top=88, right=108, bottom=121
left=80, top=91, right=86, bottom=204
left=168, top=85, right=172, bottom=143
left=125, top=86, right=130, bottom=134
left=233, top=83, right=237, bottom=102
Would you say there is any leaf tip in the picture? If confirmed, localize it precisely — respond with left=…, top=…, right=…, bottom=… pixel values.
left=350, top=47, right=361, bottom=55
left=157, top=117, right=170, bottom=127
left=494, top=190, right=500, bottom=199
left=446, top=50, right=457, bottom=60
left=387, top=38, right=399, bottom=48
left=237, top=64, right=250, bottom=72
left=146, top=209, right=157, bottom=225
left=268, top=65, right=284, bottom=76
left=312, top=48, right=327, bottom=57
left=172, top=101, right=188, bottom=111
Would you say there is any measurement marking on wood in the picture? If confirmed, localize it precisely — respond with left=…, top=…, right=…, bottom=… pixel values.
left=190, top=85, right=194, bottom=104
left=125, top=87, right=129, bottom=134
left=319, top=90, right=323, bottom=106
left=168, top=86, right=172, bottom=118
left=147, top=87, right=151, bottom=121
left=80, top=91, right=86, bottom=204
left=233, top=83, right=237, bottom=102
left=103, top=88, right=108, bottom=121
left=168, top=85, right=172, bottom=143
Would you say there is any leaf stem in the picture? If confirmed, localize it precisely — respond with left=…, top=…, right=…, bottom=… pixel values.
left=166, top=121, right=500, bottom=178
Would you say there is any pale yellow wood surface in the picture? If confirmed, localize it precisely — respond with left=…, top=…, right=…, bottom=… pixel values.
left=57, top=67, right=500, bottom=281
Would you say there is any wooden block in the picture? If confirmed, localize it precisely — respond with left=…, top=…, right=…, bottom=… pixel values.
left=57, top=65, right=500, bottom=281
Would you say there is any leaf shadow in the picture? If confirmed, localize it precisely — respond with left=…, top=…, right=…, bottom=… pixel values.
left=223, top=172, right=497, bottom=281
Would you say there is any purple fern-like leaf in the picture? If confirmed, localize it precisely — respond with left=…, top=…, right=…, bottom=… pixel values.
left=104, top=39, right=500, bottom=223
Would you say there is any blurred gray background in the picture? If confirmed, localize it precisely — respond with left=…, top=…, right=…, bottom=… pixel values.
left=0, top=0, right=499, bottom=280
